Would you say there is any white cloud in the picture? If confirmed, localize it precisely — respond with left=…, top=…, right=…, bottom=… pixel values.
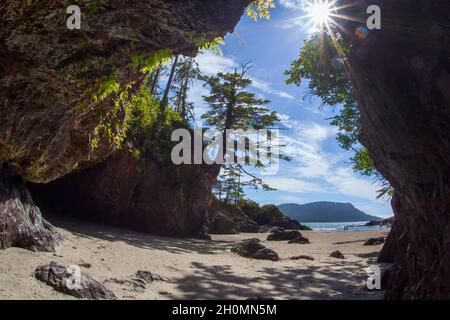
left=279, top=0, right=304, bottom=10
left=195, top=51, right=237, bottom=76
left=264, top=177, right=324, bottom=193
left=276, top=115, right=383, bottom=202
left=250, top=77, right=295, bottom=100
left=276, top=16, right=305, bottom=30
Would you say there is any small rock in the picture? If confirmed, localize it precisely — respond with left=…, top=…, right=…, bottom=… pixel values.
left=251, top=248, right=280, bottom=261
left=159, top=291, right=170, bottom=296
left=35, top=262, right=116, bottom=299
left=231, top=238, right=279, bottom=261
left=79, top=262, right=92, bottom=268
left=135, top=270, right=166, bottom=282
left=267, top=230, right=303, bottom=241
left=288, top=236, right=310, bottom=244
left=330, top=250, right=345, bottom=259
left=290, top=255, right=315, bottom=261
left=364, top=237, right=385, bottom=246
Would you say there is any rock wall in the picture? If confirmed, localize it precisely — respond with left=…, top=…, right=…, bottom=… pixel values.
left=30, top=149, right=219, bottom=239
left=0, top=0, right=251, bottom=249
left=0, top=0, right=250, bottom=183
left=339, top=0, right=450, bottom=298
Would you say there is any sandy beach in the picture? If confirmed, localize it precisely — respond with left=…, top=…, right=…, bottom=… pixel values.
left=0, top=217, right=388, bottom=300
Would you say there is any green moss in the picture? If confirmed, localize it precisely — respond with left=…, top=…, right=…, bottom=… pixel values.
left=131, top=49, right=173, bottom=74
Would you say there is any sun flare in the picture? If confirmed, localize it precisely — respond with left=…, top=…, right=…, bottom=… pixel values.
left=304, top=0, right=336, bottom=31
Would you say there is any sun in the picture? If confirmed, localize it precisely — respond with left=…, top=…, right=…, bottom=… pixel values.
left=304, top=0, right=336, bottom=30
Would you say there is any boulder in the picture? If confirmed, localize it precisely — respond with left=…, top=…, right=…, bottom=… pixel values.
left=364, top=237, right=385, bottom=246
left=231, top=238, right=279, bottom=261
left=208, top=211, right=237, bottom=235
left=0, top=165, right=61, bottom=251
left=330, top=250, right=345, bottom=259
left=288, top=236, right=310, bottom=244
left=267, top=230, right=304, bottom=241
left=35, top=262, right=116, bottom=299
left=207, top=199, right=259, bottom=234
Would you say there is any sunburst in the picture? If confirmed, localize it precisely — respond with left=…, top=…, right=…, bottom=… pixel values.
left=302, top=0, right=337, bottom=32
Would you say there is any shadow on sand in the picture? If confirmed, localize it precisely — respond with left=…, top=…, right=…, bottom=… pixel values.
left=173, top=260, right=385, bottom=300
left=49, top=216, right=233, bottom=255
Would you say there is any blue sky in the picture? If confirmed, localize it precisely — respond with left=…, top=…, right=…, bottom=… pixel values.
left=187, top=1, right=392, bottom=218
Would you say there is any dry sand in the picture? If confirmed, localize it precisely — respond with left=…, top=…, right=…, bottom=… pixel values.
left=0, top=217, right=389, bottom=300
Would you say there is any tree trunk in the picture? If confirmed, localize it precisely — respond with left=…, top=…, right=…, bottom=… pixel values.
left=161, top=55, right=179, bottom=110
left=150, top=63, right=162, bottom=96
left=340, top=0, right=450, bottom=299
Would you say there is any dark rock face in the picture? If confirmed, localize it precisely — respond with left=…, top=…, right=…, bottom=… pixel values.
left=378, top=215, right=401, bottom=263
left=208, top=212, right=237, bottom=235
left=330, top=250, right=345, bottom=259
left=0, top=1, right=251, bottom=247
left=267, top=230, right=304, bottom=241
left=231, top=238, right=279, bottom=261
left=30, top=150, right=217, bottom=238
left=35, top=262, right=116, bottom=299
left=209, top=200, right=309, bottom=235
left=0, top=165, right=61, bottom=251
left=207, top=200, right=260, bottom=234
left=339, top=0, right=450, bottom=298
left=364, top=237, right=385, bottom=246
left=0, top=0, right=251, bottom=184
left=243, top=204, right=311, bottom=230
left=234, top=220, right=261, bottom=233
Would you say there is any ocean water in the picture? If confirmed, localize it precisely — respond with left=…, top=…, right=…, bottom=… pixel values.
left=303, top=221, right=388, bottom=232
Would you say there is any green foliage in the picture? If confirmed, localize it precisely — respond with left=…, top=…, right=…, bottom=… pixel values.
left=201, top=67, right=280, bottom=131
left=123, top=82, right=186, bottom=157
left=285, top=32, right=392, bottom=198
left=90, top=74, right=131, bottom=150
left=285, top=33, right=352, bottom=106
left=171, top=57, right=202, bottom=121
left=200, top=37, right=225, bottom=56
left=246, top=0, right=276, bottom=21
left=202, top=66, right=287, bottom=195
left=131, top=49, right=172, bottom=74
